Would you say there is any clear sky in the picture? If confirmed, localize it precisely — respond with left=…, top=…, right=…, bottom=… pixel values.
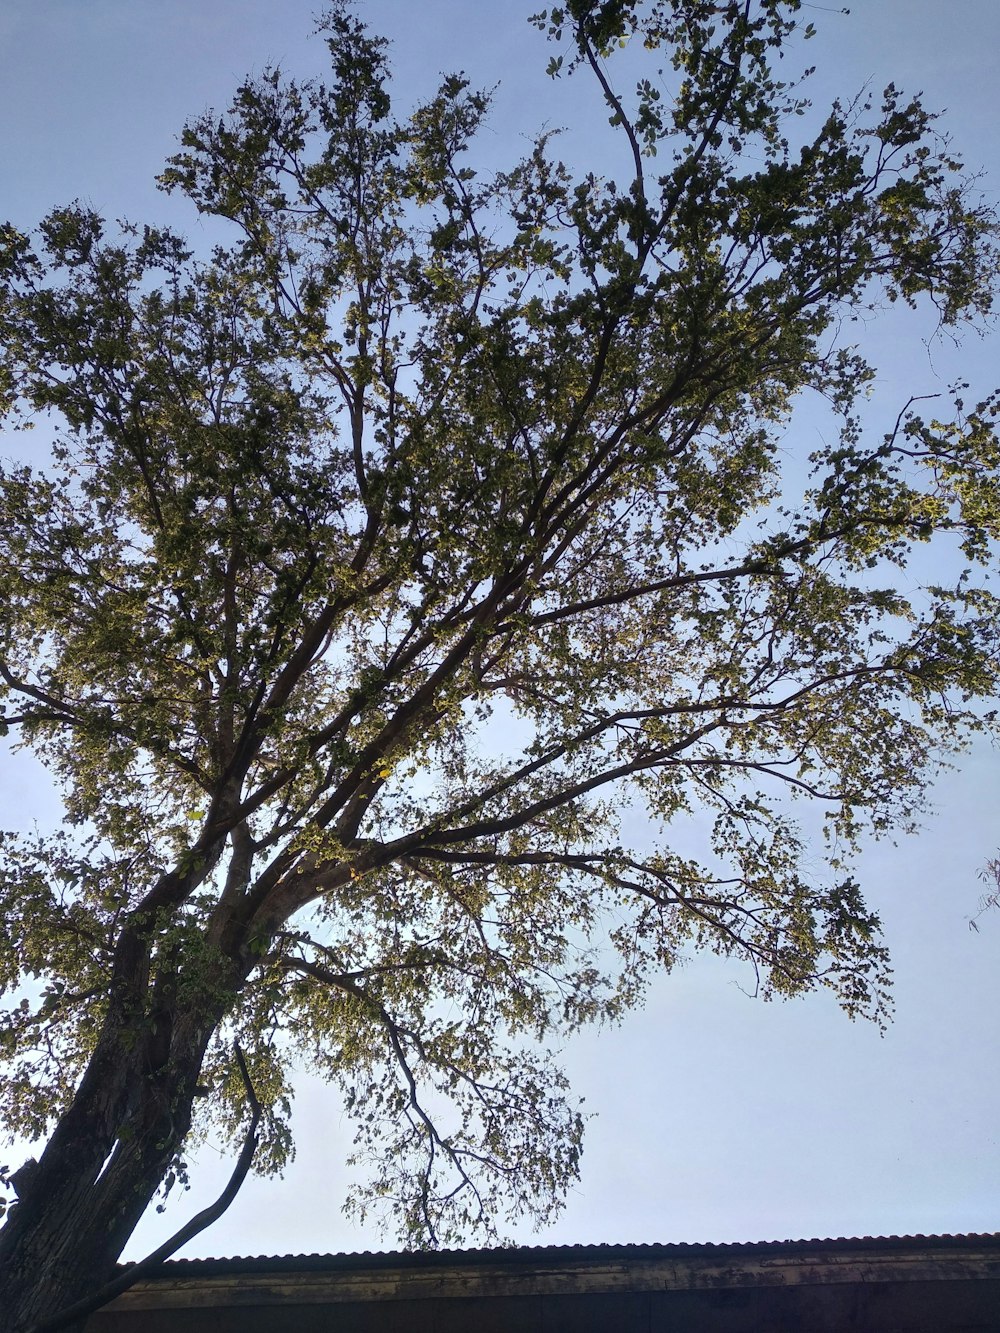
left=1, top=0, right=998, bottom=1258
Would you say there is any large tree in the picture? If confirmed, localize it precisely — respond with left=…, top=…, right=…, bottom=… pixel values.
left=1, top=1, right=998, bottom=1327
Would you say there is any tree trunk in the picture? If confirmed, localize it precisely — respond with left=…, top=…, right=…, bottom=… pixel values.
left=0, top=980, right=225, bottom=1332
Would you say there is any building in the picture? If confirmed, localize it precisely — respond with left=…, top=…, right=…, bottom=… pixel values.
left=86, top=1232, right=1000, bottom=1331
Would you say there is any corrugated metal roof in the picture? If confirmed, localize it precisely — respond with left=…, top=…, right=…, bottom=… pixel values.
left=145, top=1232, right=1000, bottom=1276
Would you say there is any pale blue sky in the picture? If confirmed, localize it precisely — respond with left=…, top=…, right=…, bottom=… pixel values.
left=1, top=1, right=998, bottom=1257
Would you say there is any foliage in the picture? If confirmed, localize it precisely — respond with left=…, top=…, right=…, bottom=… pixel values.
left=0, top=0, right=998, bottom=1256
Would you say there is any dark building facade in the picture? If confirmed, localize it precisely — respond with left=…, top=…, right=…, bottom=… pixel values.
left=86, top=1233, right=1000, bottom=1331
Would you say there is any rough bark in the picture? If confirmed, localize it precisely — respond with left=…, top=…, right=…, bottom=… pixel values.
left=0, top=941, right=235, bottom=1333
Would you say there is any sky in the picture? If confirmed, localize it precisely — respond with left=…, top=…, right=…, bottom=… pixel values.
left=0, top=0, right=998, bottom=1259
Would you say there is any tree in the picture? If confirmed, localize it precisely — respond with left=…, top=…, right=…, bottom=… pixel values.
left=972, top=855, right=1000, bottom=929
left=1, top=0, right=998, bottom=1326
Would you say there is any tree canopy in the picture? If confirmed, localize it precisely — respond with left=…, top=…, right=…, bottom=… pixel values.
left=1, top=1, right=999, bottom=1327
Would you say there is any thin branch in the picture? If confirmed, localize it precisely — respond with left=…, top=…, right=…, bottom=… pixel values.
left=580, top=35, right=645, bottom=213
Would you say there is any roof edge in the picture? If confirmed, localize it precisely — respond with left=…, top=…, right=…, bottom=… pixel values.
left=122, top=1232, right=1000, bottom=1278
